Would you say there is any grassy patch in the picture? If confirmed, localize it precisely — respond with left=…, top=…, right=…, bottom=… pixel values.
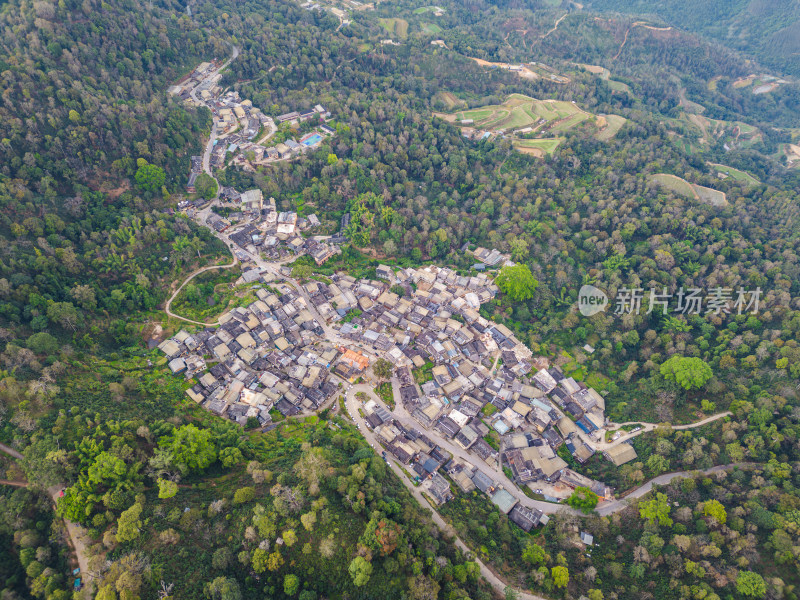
left=513, top=138, right=561, bottom=155
left=169, top=267, right=249, bottom=323
left=413, top=361, right=434, bottom=385
left=481, top=403, right=498, bottom=417
left=420, top=22, right=442, bottom=34
left=374, top=382, right=395, bottom=409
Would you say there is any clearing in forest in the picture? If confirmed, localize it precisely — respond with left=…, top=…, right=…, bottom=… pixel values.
left=435, top=91, right=464, bottom=109
left=379, top=18, right=409, bottom=38
left=450, top=94, right=595, bottom=134
left=595, top=114, right=626, bottom=141
left=420, top=22, right=443, bottom=34
left=513, top=138, right=561, bottom=156
left=413, top=5, right=445, bottom=15
left=709, top=163, right=759, bottom=185
left=650, top=174, right=728, bottom=207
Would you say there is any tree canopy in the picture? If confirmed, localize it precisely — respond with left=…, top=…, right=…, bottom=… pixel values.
left=495, top=264, right=539, bottom=301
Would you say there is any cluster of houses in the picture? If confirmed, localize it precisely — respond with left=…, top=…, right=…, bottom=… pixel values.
left=157, top=260, right=634, bottom=530
left=232, top=107, right=335, bottom=169
left=168, top=60, right=222, bottom=99
left=207, top=91, right=275, bottom=170
left=174, top=61, right=336, bottom=173
left=467, top=246, right=511, bottom=270
left=334, top=264, right=625, bottom=497
left=158, top=284, right=346, bottom=427
left=203, top=190, right=340, bottom=266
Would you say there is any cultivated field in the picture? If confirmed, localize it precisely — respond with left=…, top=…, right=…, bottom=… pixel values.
left=451, top=94, right=595, bottom=134
left=421, top=22, right=442, bottom=34
left=709, top=163, right=759, bottom=185
left=650, top=174, right=728, bottom=207
left=379, top=17, right=409, bottom=38
left=595, top=114, right=627, bottom=141
left=435, top=91, right=465, bottom=109
left=513, top=138, right=561, bottom=156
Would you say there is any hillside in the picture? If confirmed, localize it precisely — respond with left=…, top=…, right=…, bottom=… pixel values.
left=585, top=0, right=800, bottom=76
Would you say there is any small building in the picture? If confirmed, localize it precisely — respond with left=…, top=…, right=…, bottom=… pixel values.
left=604, top=443, right=638, bottom=466
left=490, top=488, right=518, bottom=514
left=509, top=504, right=542, bottom=532
left=579, top=531, right=594, bottom=546
left=471, top=470, right=495, bottom=494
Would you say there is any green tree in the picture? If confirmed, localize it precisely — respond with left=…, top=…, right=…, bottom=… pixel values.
left=551, top=566, right=569, bottom=588
left=522, top=543, right=547, bottom=566
left=373, top=358, right=393, bottom=382
left=736, top=571, right=766, bottom=598
left=116, top=503, right=143, bottom=543
left=157, top=479, right=178, bottom=499
left=134, top=162, right=166, bottom=193
left=284, top=574, right=300, bottom=596
left=267, top=551, right=284, bottom=572
left=212, top=548, right=233, bottom=570
left=251, top=548, right=268, bottom=574
left=206, top=576, right=242, bottom=600
left=220, top=447, right=243, bottom=468
left=195, top=173, right=218, bottom=199
left=660, top=355, right=713, bottom=390
left=638, top=492, right=673, bottom=527
left=283, top=529, right=297, bottom=547
left=233, top=487, right=256, bottom=505
left=160, top=424, right=217, bottom=475
left=292, top=263, right=313, bottom=279
left=96, top=585, right=118, bottom=600
left=565, top=487, right=599, bottom=514
left=703, top=499, right=727, bottom=525
left=495, top=264, right=539, bottom=301
left=348, top=556, right=373, bottom=587
left=26, top=332, right=59, bottom=354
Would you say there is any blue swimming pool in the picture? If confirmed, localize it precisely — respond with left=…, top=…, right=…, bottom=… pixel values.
left=302, top=133, right=323, bottom=146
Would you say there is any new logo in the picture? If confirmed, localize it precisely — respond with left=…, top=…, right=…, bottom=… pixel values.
left=578, top=285, right=608, bottom=316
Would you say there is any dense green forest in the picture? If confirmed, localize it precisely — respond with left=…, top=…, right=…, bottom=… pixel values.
left=0, top=0, right=798, bottom=598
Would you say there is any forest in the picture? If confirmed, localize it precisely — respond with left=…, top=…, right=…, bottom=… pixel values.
left=0, top=0, right=798, bottom=598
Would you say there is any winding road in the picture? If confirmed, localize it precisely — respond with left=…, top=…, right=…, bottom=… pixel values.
left=340, top=386, right=753, bottom=600
left=0, top=444, right=94, bottom=593
left=164, top=256, right=239, bottom=326
left=189, top=43, right=240, bottom=198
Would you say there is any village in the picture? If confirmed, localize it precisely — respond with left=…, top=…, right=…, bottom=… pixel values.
left=169, top=60, right=336, bottom=182
left=158, top=260, right=642, bottom=534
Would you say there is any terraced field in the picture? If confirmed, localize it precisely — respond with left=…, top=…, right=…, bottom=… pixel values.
left=452, top=94, right=594, bottom=133
left=379, top=18, right=409, bottom=38
left=709, top=163, right=759, bottom=185
left=595, top=114, right=627, bottom=141
left=513, top=138, right=562, bottom=156
left=650, top=174, right=728, bottom=207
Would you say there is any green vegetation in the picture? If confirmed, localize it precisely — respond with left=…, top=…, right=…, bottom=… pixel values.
left=374, top=382, right=395, bottom=409
left=379, top=18, right=409, bottom=39
left=413, top=361, right=435, bottom=385
left=495, top=264, right=539, bottom=301
left=564, top=486, right=599, bottom=513
left=660, top=355, right=713, bottom=391
left=170, top=267, right=250, bottom=323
